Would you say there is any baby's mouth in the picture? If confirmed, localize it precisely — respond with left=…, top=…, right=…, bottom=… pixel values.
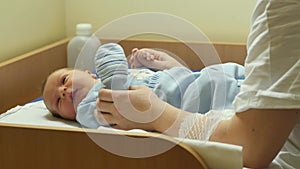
left=72, top=89, right=86, bottom=107
left=72, top=89, right=79, bottom=106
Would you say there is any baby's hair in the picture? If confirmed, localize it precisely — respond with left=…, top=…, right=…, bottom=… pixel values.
left=41, top=78, right=47, bottom=96
left=50, top=111, right=63, bottom=118
left=41, top=76, right=62, bottom=118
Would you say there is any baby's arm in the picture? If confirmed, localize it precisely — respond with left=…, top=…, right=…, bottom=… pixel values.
left=129, top=48, right=185, bottom=70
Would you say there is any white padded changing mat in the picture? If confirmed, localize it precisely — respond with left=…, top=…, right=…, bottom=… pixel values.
left=0, top=100, right=80, bottom=128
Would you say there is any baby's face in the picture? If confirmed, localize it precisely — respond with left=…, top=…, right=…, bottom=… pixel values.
left=43, top=68, right=97, bottom=120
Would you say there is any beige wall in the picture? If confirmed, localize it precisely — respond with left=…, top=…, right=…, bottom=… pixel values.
left=65, top=0, right=257, bottom=43
left=0, top=0, right=256, bottom=62
left=0, top=0, right=66, bottom=62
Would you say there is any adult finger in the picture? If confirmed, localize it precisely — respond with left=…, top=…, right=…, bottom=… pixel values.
left=97, top=99, right=118, bottom=115
left=94, top=109, right=116, bottom=126
left=98, top=88, right=114, bottom=102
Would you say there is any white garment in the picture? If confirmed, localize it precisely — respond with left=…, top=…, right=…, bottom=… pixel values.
left=233, top=0, right=300, bottom=168
left=233, top=0, right=300, bottom=112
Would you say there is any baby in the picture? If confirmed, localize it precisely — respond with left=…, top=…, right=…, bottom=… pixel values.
left=43, top=43, right=245, bottom=128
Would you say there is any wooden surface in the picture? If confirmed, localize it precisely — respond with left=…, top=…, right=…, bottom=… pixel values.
left=0, top=123, right=208, bottom=169
left=0, top=39, right=68, bottom=113
left=117, top=39, right=246, bottom=70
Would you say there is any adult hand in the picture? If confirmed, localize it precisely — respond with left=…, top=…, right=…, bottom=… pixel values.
left=129, top=48, right=185, bottom=70
left=95, top=85, right=169, bottom=131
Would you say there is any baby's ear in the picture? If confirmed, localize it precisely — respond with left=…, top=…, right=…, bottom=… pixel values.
left=85, top=70, right=97, bottom=79
left=91, top=73, right=97, bottom=79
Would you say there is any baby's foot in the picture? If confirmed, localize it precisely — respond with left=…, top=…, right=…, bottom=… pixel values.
left=95, top=43, right=128, bottom=89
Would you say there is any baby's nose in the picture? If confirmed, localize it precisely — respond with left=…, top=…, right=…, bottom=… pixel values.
left=60, top=86, right=71, bottom=98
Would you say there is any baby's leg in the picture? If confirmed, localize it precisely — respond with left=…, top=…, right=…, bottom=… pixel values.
left=95, top=43, right=128, bottom=89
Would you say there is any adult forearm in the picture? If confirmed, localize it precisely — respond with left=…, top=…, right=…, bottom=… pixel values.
left=209, top=109, right=299, bottom=169
left=152, top=103, right=190, bottom=137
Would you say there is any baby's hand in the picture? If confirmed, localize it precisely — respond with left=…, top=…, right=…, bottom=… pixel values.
left=129, top=48, right=185, bottom=70
left=135, top=48, right=158, bottom=61
left=129, top=48, right=157, bottom=68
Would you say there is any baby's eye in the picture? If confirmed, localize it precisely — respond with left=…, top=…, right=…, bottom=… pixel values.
left=56, top=97, right=62, bottom=110
left=62, top=76, right=67, bottom=84
left=57, top=97, right=61, bottom=105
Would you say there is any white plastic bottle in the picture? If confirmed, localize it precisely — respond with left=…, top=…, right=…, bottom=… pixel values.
left=67, top=23, right=92, bottom=68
